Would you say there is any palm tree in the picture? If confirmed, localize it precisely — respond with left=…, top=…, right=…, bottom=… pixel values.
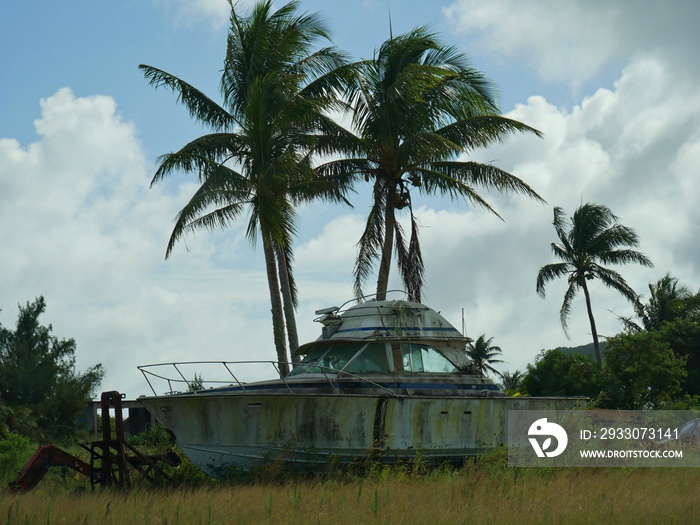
left=499, top=369, right=525, bottom=393
left=645, top=274, right=700, bottom=326
left=536, top=203, right=653, bottom=367
left=140, top=0, right=350, bottom=375
left=623, top=273, right=700, bottom=332
left=317, top=27, right=543, bottom=302
left=466, top=334, right=504, bottom=376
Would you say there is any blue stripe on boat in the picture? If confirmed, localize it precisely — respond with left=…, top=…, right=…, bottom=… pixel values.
left=334, top=326, right=461, bottom=334
left=197, top=381, right=500, bottom=394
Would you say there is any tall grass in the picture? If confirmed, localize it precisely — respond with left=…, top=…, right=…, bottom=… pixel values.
left=2, top=465, right=698, bottom=524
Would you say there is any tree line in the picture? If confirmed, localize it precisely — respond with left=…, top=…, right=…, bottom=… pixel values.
left=469, top=203, right=699, bottom=410
left=527, top=204, right=698, bottom=409
left=499, top=204, right=698, bottom=408
left=514, top=272, right=700, bottom=410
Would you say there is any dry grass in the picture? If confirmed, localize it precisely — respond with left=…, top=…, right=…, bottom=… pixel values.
left=2, top=467, right=699, bottom=524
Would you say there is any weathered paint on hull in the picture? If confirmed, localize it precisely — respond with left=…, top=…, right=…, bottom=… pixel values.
left=140, top=393, right=579, bottom=477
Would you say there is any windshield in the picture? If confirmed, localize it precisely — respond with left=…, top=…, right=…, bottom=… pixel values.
left=289, top=343, right=364, bottom=376
left=289, top=341, right=457, bottom=375
left=344, top=343, right=390, bottom=373
left=401, top=343, right=458, bottom=373
left=289, top=342, right=390, bottom=375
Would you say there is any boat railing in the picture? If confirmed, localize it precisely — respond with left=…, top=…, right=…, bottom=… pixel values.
left=138, top=360, right=400, bottom=397
left=313, top=290, right=410, bottom=322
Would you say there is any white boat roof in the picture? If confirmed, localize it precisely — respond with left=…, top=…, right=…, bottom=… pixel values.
left=297, top=300, right=467, bottom=355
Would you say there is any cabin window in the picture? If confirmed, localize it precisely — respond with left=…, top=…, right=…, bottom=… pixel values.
left=289, top=347, right=329, bottom=375
left=290, top=344, right=364, bottom=375
left=400, top=344, right=458, bottom=373
left=343, top=343, right=390, bottom=374
left=290, top=343, right=393, bottom=375
left=318, top=345, right=361, bottom=372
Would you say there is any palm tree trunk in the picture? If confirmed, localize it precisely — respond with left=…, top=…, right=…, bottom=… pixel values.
left=262, top=233, right=290, bottom=377
left=275, top=244, right=300, bottom=363
left=581, top=281, right=602, bottom=367
left=376, top=186, right=395, bottom=301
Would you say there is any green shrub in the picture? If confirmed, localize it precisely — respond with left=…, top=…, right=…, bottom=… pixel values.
left=127, top=424, right=175, bottom=450
left=0, top=433, right=34, bottom=484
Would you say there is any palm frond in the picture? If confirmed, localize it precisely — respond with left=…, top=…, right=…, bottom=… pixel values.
left=591, top=265, right=641, bottom=306
left=139, top=65, right=234, bottom=131
left=151, top=133, right=249, bottom=186
left=353, top=180, right=385, bottom=299
left=424, top=161, right=545, bottom=202
left=549, top=242, right=574, bottom=264
left=552, top=207, right=569, bottom=242
left=536, top=262, right=571, bottom=297
left=570, top=203, right=615, bottom=250
left=411, top=166, right=501, bottom=218
left=435, top=115, right=542, bottom=151
left=559, top=281, right=579, bottom=336
left=394, top=206, right=424, bottom=302
left=599, top=248, right=653, bottom=268
left=167, top=192, right=249, bottom=259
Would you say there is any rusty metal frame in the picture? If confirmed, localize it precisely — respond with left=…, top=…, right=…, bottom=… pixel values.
left=9, top=391, right=179, bottom=492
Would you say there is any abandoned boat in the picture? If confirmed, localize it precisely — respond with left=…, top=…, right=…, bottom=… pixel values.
left=138, top=298, right=580, bottom=477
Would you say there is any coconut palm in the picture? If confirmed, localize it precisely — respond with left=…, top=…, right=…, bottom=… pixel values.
left=623, top=273, right=700, bottom=332
left=536, top=203, right=653, bottom=367
left=499, top=369, right=525, bottom=392
left=643, top=274, right=700, bottom=327
left=317, top=27, right=543, bottom=302
left=140, top=0, right=350, bottom=375
left=466, top=334, right=504, bottom=376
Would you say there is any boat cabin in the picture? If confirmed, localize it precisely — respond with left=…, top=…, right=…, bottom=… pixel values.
left=291, top=299, right=473, bottom=376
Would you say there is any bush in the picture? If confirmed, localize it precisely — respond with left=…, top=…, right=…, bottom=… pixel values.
left=127, top=424, right=175, bottom=450
left=0, top=433, right=34, bottom=485
left=522, top=349, right=607, bottom=398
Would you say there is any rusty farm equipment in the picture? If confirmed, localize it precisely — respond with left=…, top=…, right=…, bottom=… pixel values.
left=9, top=391, right=180, bottom=492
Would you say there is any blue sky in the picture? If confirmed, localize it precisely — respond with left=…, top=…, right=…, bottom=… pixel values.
left=2, top=0, right=699, bottom=397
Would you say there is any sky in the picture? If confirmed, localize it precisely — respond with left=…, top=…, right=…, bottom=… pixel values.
left=2, top=0, right=699, bottom=399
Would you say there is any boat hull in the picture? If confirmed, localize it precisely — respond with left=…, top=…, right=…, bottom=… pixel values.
left=140, top=392, right=579, bottom=477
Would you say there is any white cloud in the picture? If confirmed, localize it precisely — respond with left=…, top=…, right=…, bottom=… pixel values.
left=295, top=213, right=363, bottom=276
left=444, top=0, right=700, bottom=87
left=155, top=0, right=252, bottom=30
left=0, top=88, right=288, bottom=397
left=445, top=0, right=620, bottom=86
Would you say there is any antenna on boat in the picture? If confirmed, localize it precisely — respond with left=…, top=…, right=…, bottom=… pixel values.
left=315, top=306, right=339, bottom=316
left=314, top=305, right=342, bottom=339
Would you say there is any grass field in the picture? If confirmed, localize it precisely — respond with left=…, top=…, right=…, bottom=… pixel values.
left=3, top=462, right=699, bottom=524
